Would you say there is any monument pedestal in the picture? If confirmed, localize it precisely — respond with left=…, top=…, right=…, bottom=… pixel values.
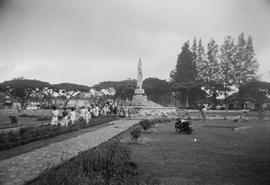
left=134, top=89, right=145, bottom=94
left=132, top=94, right=147, bottom=104
left=132, top=88, right=147, bottom=105
left=128, top=59, right=176, bottom=118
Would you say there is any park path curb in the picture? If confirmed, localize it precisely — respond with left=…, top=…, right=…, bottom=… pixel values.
left=233, top=126, right=252, bottom=131
left=0, top=119, right=140, bottom=185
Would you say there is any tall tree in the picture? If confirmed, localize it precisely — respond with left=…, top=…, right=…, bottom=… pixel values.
left=191, top=37, right=197, bottom=62
left=143, top=78, right=173, bottom=106
left=220, top=36, right=236, bottom=106
left=196, top=39, right=221, bottom=106
left=232, top=33, right=259, bottom=87
left=206, top=39, right=220, bottom=82
left=170, top=42, right=197, bottom=82
left=195, top=39, right=207, bottom=80
left=170, top=42, right=201, bottom=107
left=220, top=36, right=235, bottom=86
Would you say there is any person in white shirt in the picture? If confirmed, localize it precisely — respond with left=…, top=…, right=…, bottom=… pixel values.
left=201, top=105, right=207, bottom=124
left=70, top=107, right=76, bottom=124
left=85, top=107, right=91, bottom=124
left=50, top=106, right=59, bottom=125
left=94, top=104, right=100, bottom=117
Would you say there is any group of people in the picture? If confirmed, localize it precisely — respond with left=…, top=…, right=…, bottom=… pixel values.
left=50, top=101, right=129, bottom=126
left=50, top=106, right=76, bottom=126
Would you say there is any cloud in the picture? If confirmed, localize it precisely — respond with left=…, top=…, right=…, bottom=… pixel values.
left=0, top=0, right=269, bottom=85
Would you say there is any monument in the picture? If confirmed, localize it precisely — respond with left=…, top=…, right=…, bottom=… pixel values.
left=129, top=58, right=176, bottom=118
left=132, top=59, right=147, bottom=104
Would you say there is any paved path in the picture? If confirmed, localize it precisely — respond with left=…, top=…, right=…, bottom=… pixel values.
left=0, top=119, right=140, bottom=185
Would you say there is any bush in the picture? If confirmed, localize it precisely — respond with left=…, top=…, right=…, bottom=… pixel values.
left=9, top=115, right=18, bottom=124
left=139, top=119, right=152, bottom=130
left=25, top=140, right=160, bottom=185
left=130, top=127, right=141, bottom=140
left=36, top=116, right=51, bottom=121
left=149, top=117, right=171, bottom=124
left=19, top=114, right=39, bottom=118
left=0, top=115, right=118, bottom=151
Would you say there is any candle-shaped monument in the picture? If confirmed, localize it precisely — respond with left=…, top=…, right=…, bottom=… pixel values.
left=132, top=59, right=147, bottom=105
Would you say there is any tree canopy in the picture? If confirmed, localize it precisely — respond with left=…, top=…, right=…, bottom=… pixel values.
left=53, top=83, right=90, bottom=107
left=171, top=42, right=203, bottom=107
left=0, top=79, right=50, bottom=109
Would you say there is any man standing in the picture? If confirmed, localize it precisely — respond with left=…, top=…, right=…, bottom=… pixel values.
left=201, top=105, right=207, bottom=124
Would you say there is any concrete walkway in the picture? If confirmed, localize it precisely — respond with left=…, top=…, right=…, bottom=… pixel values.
left=0, top=119, right=140, bottom=185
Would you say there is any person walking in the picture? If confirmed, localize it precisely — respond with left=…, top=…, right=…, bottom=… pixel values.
left=85, top=107, right=91, bottom=124
left=79, top=106, right=85, bottom=121
left=50, top=106, right=59, bottom=125
left=62, top=107, right=69, bottom=126
left=70, top=107, right=76, bottom=125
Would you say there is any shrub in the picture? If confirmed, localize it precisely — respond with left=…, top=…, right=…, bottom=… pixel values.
left=25, top=140, right=160, bottom=185
left=19, top=114, right=39, bottom=118
left=36, top=116, right=51, bottom=121
left=130, top=127, right=141, bottom=140
left=152, top=117, right=171, bottom=123
left=0, top=115, right=118, bottom=151
left=139, top=119, right=152, bottom=130
left=9, top=115, right=18, bottom=124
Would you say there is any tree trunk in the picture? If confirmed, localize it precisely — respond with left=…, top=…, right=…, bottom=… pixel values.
left=186, top=88, right=189, bottom=108
left=63, top=98, right=70, bottom=108
left=19, top=100, right=27, bottom=112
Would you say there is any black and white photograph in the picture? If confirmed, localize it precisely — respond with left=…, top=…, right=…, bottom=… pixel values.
left=0, top=0, right=270, bottom=184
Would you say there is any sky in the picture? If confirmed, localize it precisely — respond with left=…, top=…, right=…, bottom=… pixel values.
left=0, top=0, right=270, bottom=86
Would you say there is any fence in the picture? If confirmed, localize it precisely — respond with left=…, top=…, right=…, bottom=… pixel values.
left=0, top=109, right=18, bottom=116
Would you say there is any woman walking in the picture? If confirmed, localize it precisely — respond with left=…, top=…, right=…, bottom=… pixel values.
left=50, top=106, right=59, bottom=125
left=70, top=107, right=76, bottom=125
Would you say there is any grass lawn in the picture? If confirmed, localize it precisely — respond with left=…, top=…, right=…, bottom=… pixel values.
left=126, top=119, right=270, bottom=185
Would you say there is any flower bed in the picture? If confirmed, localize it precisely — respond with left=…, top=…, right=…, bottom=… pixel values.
left=0, top=115, right=118, bottom=151
left=25, top=139, right=159, bottom=185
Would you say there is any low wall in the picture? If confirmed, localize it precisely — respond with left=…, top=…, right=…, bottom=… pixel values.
left=128, top=107, right=270, bottom=120
left=128, top=106, right=177, bottom=118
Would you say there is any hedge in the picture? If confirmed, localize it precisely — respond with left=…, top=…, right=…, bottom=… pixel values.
left=0, top=115, right=118, bottom=151
left=25, top=139, right=160, bottom=185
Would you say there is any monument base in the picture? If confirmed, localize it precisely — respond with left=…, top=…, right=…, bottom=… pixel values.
left=134, top=89, right=145, bottom=94
left=132, top=94, right=147, bottom=105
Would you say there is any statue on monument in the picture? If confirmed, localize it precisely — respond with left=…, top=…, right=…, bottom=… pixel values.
left=137, top=59, right=143, bottom=90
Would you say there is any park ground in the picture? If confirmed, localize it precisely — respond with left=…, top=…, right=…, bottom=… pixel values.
left=123, top=119, right=270, bottom=185
left=1, top=111, right=270, bottom=185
